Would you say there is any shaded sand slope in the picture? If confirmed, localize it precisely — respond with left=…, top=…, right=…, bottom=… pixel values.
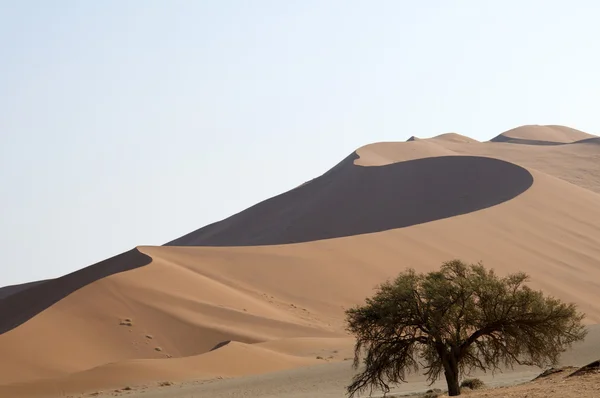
left=491, top=124, right=597, bottom=145
left=576, top=137, right=600, bottom=145
left=0, top=280, right=48, bottom=299
left=436, top=139, right=600, bottom=194
left=364, top=130, right=600, bottom=194
left=0, top=249, right=151, bottom=335
left=166, top=155, right=533, bottom=246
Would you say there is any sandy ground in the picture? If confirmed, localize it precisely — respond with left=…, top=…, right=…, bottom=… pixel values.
left=97, top=369, right=600, bottom=398
left=94, top=363, right=542, bottom=398
left=0, top=124, right=599, bottom=398
left=454, top=371, right=600, bottom=398
left=72, top=325, right=600, bottom=398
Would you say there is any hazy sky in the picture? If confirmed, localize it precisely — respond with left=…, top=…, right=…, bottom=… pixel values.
left=1, top=1, right=599, bottom=286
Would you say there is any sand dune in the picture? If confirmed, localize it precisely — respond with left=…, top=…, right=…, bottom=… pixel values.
left=1, top=124, right=600, bottom=397
left=0, top=341, right=322, bottom=398
left=431, top=132, right=480, bottom=143
left=491, top=124, right=597, bottom=145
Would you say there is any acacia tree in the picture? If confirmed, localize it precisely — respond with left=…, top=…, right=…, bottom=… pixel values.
left=345, top=260, right=587, bottom=397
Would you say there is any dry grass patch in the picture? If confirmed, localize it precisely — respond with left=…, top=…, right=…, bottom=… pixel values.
left=158, top=381, right=173, bottom=387
left=460, top=377, right=485, bottom=390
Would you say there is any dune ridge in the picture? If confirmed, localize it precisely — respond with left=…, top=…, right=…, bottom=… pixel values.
left=430, top=132, right=480, bottom=143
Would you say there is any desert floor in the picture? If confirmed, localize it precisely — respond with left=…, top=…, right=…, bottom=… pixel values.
left=90, top=362, right=599, bottom=398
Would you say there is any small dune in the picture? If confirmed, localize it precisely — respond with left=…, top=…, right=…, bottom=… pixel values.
left=0, top=341, right=318, bottom=397
left=430, top=132, right=480, bottom=144
left=490, top=124, right=597, bottom=145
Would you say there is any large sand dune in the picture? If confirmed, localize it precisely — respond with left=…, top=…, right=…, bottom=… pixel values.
left=1, top=124, right=599, bottom=397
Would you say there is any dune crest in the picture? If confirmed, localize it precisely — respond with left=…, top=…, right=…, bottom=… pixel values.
left=430, top=132, right=480, bottom=143
left=355, top=140, right=454, bottom=165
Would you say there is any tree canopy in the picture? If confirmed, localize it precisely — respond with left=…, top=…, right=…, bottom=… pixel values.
left=345, top=260, right=587, bottom=396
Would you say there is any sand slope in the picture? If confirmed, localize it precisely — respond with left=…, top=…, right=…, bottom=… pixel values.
left=0, top=249, right=151, bottom=335
left=1, top=124, right=599, bottom=397
left=0, top=341, right=319, bottom=398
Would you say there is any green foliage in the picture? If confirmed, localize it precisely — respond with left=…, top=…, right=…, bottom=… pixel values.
left=345, top=260, right=587, bottom=397
left=459, top=378, right=485, bottom=390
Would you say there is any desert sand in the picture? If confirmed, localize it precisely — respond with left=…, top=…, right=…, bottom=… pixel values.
left=1, top=124, right=599, bottom=398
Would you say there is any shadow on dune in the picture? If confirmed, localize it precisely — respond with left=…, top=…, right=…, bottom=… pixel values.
left=574, top=137, right=600, bottom=145
left=210, top=340, right=232, bottom=351
left=0, top=248, right=151, bottom=335
left=490, top=134, right=600, bottom=146
left=0, top=280, right=49, bottom=300
left=166, top=154, right=534, bottom=247
left=489, top=135, right=566, bottom=146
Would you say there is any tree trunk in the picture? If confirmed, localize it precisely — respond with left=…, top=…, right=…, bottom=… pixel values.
left=442, top=355, right=460, bottom=396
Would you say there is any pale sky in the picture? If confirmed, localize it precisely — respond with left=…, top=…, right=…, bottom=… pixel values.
left=1, top=1, right=599, bottom=286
